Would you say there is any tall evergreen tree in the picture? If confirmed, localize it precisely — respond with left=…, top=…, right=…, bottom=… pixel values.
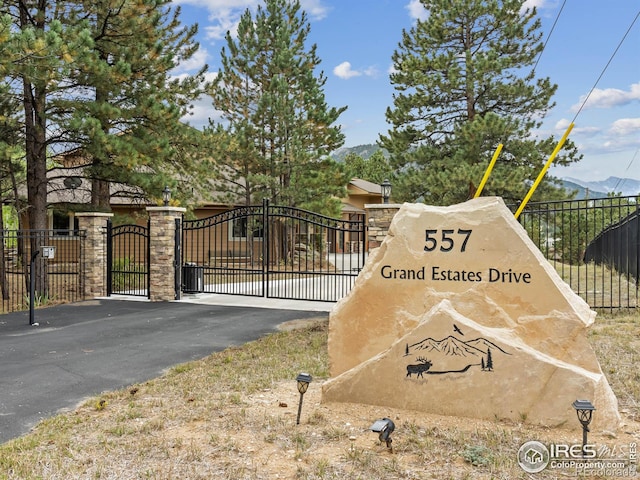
left=66, top=0, right=209, bottom=209
left=0, top=1, right=86, bottom=230
left=0, top=14, right=24, bottom=216
left=208, top=0, right=348, bottom=216
left=379, top=0, right=581, bottom=205
left=1, top=0, right=209, bottom=220
left=0, top=2, right=87, bottom=296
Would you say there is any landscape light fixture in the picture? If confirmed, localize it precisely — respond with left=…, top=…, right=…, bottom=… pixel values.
left=295, top=372, right=312, bottom=425
left=381, top=179, right=392, bottom=204
left=369, top=417, right=395, bottom=452
left=572, top=399, right=595, bottom=456
left=162, top=185, right=171, bottom=206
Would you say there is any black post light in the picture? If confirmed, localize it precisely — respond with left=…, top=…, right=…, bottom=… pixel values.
left=296, top=372, right=312, bottom=425
left=572, top=399, right=595, bottom=456
left=370, top=417, right=395, bottom=452
left=380, top=179, right=392, bottom=204
left=162, top=185, right=171, bottom=206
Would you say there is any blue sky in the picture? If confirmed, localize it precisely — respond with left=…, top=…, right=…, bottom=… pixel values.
left=173, top=0, right=640, bottom=182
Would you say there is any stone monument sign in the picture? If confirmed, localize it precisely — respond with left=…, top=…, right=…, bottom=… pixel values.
left=322, top=197, right=620, bottom=431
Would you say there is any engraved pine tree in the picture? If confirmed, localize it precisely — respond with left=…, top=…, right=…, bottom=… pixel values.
left=485, top=348, right=494, bottom=372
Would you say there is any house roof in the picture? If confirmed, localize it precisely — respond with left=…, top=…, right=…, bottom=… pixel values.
left=341, top=202, right=365, bottom=214
left=10, top=158, right=383, bottom=213
left=349, top=178, right=382, bottom=195
left=46, top=166, right=151, bottom=206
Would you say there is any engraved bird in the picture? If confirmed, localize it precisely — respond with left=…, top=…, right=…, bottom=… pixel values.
left=453, top=324, right=464, bottom=336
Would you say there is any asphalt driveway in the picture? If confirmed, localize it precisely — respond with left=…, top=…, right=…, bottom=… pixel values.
left=0, top=299, right=326, bottom=444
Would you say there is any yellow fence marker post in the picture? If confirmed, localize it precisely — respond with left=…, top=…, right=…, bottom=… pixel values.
left=514, top=123, right=575, bottom=219
left=474, top=143, right=503, bottom=198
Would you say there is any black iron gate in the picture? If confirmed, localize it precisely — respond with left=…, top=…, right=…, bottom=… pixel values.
left=181, top=200, right=366, bottom=302
left=106, top=220, right=150, bottom=298
left=1, top=229, right=85, bottom=314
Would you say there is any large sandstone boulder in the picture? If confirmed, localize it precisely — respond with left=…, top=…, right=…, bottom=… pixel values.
left=323, top=197, right=620, bottom=432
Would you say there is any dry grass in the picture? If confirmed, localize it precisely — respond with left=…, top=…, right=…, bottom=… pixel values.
left=0, top=313, right=638, bottom=480
left=554, top=262, right=639, bottom=308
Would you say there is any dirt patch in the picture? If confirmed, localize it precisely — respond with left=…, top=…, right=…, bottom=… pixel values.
left=277, top=316, right=327, bottom=331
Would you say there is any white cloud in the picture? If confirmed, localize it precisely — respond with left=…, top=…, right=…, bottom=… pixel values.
left=571, top=82, right=640, bottom=111
left=406, top=0, right=428, bottom=21
left=554, top=118, right=600, bottom=135
left=333, top=61, right=361, bottom=80
left=554, top=118, right=571, bottom=130
left=363, top=66, right=379, bottom=77
left=521, top=0, right=551, bottom=10
left=175, top=48, right=210, bottom=73
left=172, top=0, right=256, bottom=10
left=333, top=61, right=379, bottom=80
left=299, top=0, right=330, bottom=20
left=609, top=118, right=640, bottom=137
left=174, top=0, right=328, bottom=42
left=204, top=12, right=241, bottom=41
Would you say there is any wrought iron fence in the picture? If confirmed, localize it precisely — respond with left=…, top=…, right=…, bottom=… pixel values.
left=511, top=195, right=639, bottom=310
left=182, top=200, right=366, bottom=302
left=1, top=229, right=85, bottom=314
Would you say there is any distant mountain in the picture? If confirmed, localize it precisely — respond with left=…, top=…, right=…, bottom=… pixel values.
left=561, top=180, right=607, bottom=199
left=331, top=144, right=386, bottom=162
left=562, top=177, right=640, bottom=198
left=332, top=146, right=640, bottom=200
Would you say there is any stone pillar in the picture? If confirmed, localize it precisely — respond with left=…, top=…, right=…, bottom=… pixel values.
left=75, top=212, right=113, bottom=299
left=364, top=204, right=402, bottom=250
left=147, top=206, right=186, bottom=302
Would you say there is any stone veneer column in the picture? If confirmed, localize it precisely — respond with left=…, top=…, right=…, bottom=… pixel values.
left=146, top=206, right=186, bottom=302
left=364, top=204, right=402, bottom=250
left=75, top=212, right=114, bottom=299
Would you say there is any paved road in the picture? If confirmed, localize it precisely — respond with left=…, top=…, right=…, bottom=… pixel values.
left=0, top=299, right=327, bottom=444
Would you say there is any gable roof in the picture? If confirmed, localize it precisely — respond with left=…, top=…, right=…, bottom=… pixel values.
left=349, top=178, right=382, bottom=195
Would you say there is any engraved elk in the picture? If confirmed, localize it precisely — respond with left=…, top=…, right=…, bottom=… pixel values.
left=406, top=356, right=432, bottom=378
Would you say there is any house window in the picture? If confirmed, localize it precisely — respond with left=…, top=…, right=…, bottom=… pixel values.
left=51, top=211, right=79, bottom=236
left=229, top=217, right=263, bottom=240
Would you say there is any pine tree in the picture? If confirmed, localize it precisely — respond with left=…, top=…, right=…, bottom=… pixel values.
left=66, top=0, right=209, bottom=209
left=208, top=0, right=348, bottom=216
left=344, top=150, right=393, bottom=184
left=0, top=1, right=94, bottom=297
left=0, top=0, right=84, bottom=230
left=2, top=0, right=206, bottom=295
left=2, top=0, right=209, bottom=218
left=0, top=21, right=24, bottom=216
left=379, top=0, right=581, bottom=205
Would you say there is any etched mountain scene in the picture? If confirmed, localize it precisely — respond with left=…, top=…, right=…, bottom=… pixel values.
left=406, top=333, right=510, bottom=375
left=322, top=198, right=621, bottom=432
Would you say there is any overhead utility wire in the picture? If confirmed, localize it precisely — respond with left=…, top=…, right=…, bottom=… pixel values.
left=613, top=147, right=640, bottom=193
left=571, top=8, right=640, bottom=123
left=532, top=0, right=567, bottom=73
left=516, top=7, right=639, bottom=217
left=477, top=2, right=565, bottom=199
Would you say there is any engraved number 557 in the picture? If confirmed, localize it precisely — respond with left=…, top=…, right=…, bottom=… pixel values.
left=424, top=229, right=472, bottom=253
